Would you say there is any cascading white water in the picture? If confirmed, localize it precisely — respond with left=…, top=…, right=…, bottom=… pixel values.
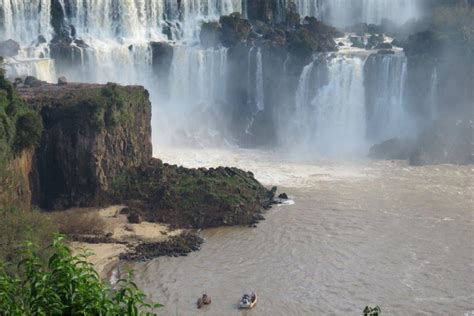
left=3, top=57, right=56, bottom=83
left=255, top=47, right=264, bottom=112
left=66, top=0, right=241, bottom=43
left=66, top=42, right=153, bottom=86
left=0, top=0, right=52, bottom=44
left=327, top=0, right=421, bottom=26
left=167, top=46, right=227, bottom=108
left=291, top=0, right=421, bottom=26
left=429, top=68, right=439, bottom=121
left=154, top=46, right=229, bottom=146
left=283, top=51, right=415, bottom=154
left=291, top=61, right=315, bottom=141
left=1, top=0, right=420, bottom=155
left=282, top=55, right=367, bottom=155
left=294, top=0, right=322, bottom=19
left=364, top=54, right=412, bottom=142
left=311, top=56, right=367, bottom=154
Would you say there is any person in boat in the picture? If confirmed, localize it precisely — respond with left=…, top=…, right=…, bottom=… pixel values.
left=202, top=294, right=211, bottom=305
left=197, top=293, right=211, bottom=308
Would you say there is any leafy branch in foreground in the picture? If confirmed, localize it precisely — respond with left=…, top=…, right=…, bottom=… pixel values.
left=0, top=236, right=162, bottom=315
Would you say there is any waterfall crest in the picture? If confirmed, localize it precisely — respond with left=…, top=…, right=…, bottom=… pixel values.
left=284, top=55, right=367, bottom=154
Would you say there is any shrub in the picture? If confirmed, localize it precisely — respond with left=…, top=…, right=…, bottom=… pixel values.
left=0, top=69, right=43, bottom=155
left=0, top=207, right=57, bottom=263
left=50, top=208, right=106, bottom=236
left=0, top=236, right=162, bottom=314
left=13, top=111, right=43, bottom=152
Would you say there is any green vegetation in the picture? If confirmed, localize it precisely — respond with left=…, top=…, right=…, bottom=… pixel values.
left=0, top=207, right=56, bottom=263
left=364, top=305, right=382, bottom=316
left=112, top=160, right=272, bottom=228
left=0, top=236, right=161, bottom=315
left=0, top=69, right=43, bottom=209
left=48, top=83, right=146, bottom=134
left=0, top=70, right=43, bottom=156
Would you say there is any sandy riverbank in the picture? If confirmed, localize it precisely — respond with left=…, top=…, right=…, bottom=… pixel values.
left=70, top=206, right=183, bottom=279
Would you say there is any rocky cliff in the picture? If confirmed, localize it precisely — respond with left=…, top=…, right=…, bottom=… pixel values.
left=18, top=82, right=152, bottom=209
left=15, top=80, right=274, bottom=228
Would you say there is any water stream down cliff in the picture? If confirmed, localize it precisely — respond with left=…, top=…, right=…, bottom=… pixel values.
left=0, top=0, right=444, bottom=156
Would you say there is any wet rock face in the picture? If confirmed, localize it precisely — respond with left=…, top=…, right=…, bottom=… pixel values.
left=200, top=22, right=222, bottom=48
left=409, top=119, right=474, bottom=166
left=247, top=0, right=275, bottom=23
left=150, top=42, right=174, bottom=76
left=369, top=138, right=415, bottom=160
left=18, top=83, right=152, bottom=209
left=287, top=17, right=339, bottom=60
left=403, top=30, right=443, bottom=57
left=0, top=39, right=20, bottom=57
left=51, top=0, right=72, bottom=41
left=219, top=13, right=252, bottom=47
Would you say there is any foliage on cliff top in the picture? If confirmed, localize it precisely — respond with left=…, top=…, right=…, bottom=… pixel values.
left=0, top=70, right=43, bottom=210
left=30, top=82, right=149, bottom=135
left=112, top=159, right=274, bottom=228
left=0, top=70, right=43, bottom=157
left=0, top=236, right=161, bottom=315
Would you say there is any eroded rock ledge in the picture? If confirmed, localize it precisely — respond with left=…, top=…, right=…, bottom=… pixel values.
left=18, top=81, right=276, bottom=228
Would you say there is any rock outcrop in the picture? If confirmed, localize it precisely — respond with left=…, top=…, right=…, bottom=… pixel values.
left=18, top=83, right=152, bottom=209
left=16, top=80, right=275, bottom=228
left=0, top=39, right=20, bottom=57
left=409, top=119, right=474, bottom=166
left=112, top=160, right=275, bottom=228
left=369, top=138, right=415, bottom=160
left=369, top=120, right=474, bottom=166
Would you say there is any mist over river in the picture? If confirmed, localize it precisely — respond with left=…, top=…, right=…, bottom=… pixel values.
left=132, top=147, right=474, bottom=315
left=1, top=0, right=473, bottom=314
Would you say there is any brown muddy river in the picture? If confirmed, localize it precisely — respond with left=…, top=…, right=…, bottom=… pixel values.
left=133, top=148, right=474, bottom=315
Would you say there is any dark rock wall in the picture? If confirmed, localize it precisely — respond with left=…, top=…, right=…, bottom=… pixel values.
left=18, top=83, right=152, bottom=209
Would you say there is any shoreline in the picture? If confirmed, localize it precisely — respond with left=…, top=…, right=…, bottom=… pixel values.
left=70, top=205, right=197, bottom=280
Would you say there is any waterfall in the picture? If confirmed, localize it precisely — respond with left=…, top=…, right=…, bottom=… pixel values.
left=64, top=0, right=241, bottom=43
left=281, top=55, right=367, bottom=154
left=154, top=46, right=229, bottom=145
left=429, top=68, right=439, bottom=121
left=282, top=52, right=414, bottom=154
left=167, top=46, right=228, bottom=107
left=311, top=56, right=367, bottom=154
left=3, top=57, right=56, bottom=83
left=247, top=47, right=254, bottom=108
left=289, top=0, right=421, bottom=26
left=255, top=48, right=264, bottom=112
left=294, top=61, right=315, bottom=129
left=294, top=0, right=322, bottom=19
left=364, top=54, right=412, bottom=142
left=0, top=0, right=52, bottom=44
left=1, top=0, right=421, bottom=155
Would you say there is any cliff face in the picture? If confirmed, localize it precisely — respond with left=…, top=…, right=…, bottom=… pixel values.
left=15, top=81, right=273, bottom=228
left=18, top=83, right=152, bottom=209
left=0, top=149, right=34, bottom=210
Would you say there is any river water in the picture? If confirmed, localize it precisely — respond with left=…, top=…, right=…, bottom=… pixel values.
left=133, top=147, right=474, bottom=315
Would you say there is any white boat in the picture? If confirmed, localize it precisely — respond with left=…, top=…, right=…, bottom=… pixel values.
left=239, top=292, right=257, bottom=309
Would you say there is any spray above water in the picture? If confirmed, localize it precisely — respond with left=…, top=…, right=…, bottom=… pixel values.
left=0, top=0, right=445, bottom=157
